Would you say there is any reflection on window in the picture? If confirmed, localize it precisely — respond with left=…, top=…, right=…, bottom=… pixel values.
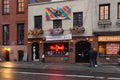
left=53, top=20, right=62, bottom=28
left=99, top=4, right=110, bottom=20
left=17, top=23, right=24, bottom=45
left=44, top=43, right=68, bottom=56
left=34, top=16, right=42, bottom=29
left=3, top=25, right=9, bottom=45
left=3, top=0, right=9, bottom=14
left=17, top=0, right=24, bottom=13
left=118, top=3, right=120, bottom=19
left=73, top=12, right=83, bottom=27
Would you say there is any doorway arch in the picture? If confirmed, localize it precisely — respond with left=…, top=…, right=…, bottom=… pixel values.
left=75, top=41, right=91, bottom=63
left=32, top=42, right=39, bottom=61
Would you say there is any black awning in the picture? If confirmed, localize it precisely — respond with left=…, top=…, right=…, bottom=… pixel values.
left=93, top=31, right=120, bottom=36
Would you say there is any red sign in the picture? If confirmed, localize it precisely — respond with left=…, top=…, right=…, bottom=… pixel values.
left=50, top=44, right=65, bottom=51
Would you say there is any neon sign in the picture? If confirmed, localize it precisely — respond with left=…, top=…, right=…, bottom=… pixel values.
left=50, top=44, right=65, bottom=51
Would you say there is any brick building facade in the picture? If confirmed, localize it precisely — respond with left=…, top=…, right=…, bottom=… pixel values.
left=0, top=0, right=28, bottom=61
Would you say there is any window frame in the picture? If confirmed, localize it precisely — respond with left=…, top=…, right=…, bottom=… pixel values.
left=2, top=0, right=10, bottom=15
left=99, top=4, right=110, bottom=20
left=34, top=15, right=42, bottom=29
left=17, top=23, right=24, bottom=45
left=118, top=3, right=120, bottom=19
left=53, top=19, right=62, bottom=28
left=17, top=0, right=24, bottom=13
left=2, top=24, right=9, bottom=45
left=73, top=12, right=83, bottom=27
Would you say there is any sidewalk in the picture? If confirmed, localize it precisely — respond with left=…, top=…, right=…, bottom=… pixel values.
left=0, top=62, right=120, bottom=74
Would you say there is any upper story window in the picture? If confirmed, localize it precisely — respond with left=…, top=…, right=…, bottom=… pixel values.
left=53, top=20, right=62, bottom=28
left=73, top=12, right=83, bottom=27
left=2, top=0, right=10, bottom=14
left=34, top=16, right=42, bottom=29
left=17, top=0, right=24, bottom=13
left=2, top=25, right=9, bottom=45
left=118, top=3, right=120, bottom=19
left=99, top=4, right=110, bottom=20
left=17, top=23, right=24, bottom=45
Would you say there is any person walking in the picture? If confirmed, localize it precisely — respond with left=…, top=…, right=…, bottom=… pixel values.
left=88, top=48, right=95, bottom=68
left=93, top=48, right=98, bottom=67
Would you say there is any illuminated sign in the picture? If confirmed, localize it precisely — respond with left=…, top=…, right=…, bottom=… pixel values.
left=50, top=44, right=65, bottom=51
left=98, top=36, right=120, bottom=42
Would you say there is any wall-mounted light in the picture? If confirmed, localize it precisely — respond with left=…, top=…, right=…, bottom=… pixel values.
left=86, top=38, right=88, bottom=40
left=70, top=39, right=74, bottom=42
left=3, top=48, right=11, bottom=52
left=89, top=38, right=93, bottom=42
left=40, top=41, right=43, bottom=43
left=27, top=41, right=31, bottom=43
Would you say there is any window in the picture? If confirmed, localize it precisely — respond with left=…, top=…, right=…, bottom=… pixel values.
left=53, top=20, right=62, bottom=28
left=17, top=23, right=24, bottom=45
left=2, top=0, right=9, bottom=14
left=44, top=43, right=69, bottom=56
left=118, top=3, right=120, bottom=19
left=99, top=4, right=110, bottom=20
left=34, top=16, right=42, bottom=29
left=3, top=25, right=9, bottom=45
left=17, top=0, right=24, bottom=13
left=73, top=12, right=83, bottom=27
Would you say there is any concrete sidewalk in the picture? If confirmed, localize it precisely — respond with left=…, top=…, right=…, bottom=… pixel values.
left=0, top=62, right=120, bottom=74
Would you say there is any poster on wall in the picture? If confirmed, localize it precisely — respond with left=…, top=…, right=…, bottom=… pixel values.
left=45, top=5, right=72, bottom=20
left=106, top=43, right=119, bottom=54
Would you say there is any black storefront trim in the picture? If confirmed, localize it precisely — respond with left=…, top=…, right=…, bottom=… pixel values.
left=93, top=31, right=120, bottom=36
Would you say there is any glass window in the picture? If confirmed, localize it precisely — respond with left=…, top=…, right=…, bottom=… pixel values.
left=34, top=16, right=42, bottom=29
left=3, top=25, right=9, bottom=45
left=17, top=23, right=24, bottom=45
left=73, top=12, right=83, bottom=27
left=118, top=3, right=120, bottom=19
left=44, top=43, right=69, bottom=56
left=53, top=20, right=62, bottom=28
left=99, top=4, right=110, bottom=20
left=2, top=0, right=9, bottom=14
left=17, top=0, right=24, bottom=13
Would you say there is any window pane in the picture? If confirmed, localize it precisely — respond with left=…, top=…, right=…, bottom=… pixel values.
left=17, top=23, right=24, bottom=45
left=3, top=25, right=9, bottom=45
left=17, top=0, right=24, bottom=13
left=3, top=0, right=9, bottom=14
left=34, top=16, right=42, bottom=29
left=99, top=4, right=109, bottom=20
left=53, top=20, right=62, bottom=28
left=73, top=12, right=83, bottom=27
left=118, top=4, right=120, bottom=19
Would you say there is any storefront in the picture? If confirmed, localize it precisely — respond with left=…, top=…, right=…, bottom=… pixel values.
left=98, top=36, right=120, bottom=63
left=27, top=36, right=96, bottom=63
left=28, top=0, right=95, bottom=63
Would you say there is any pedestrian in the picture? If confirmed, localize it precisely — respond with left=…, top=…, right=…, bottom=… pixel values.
left=88, top=48, right=95, bottom=68
left=93, top=48, right=98, bottom=67
left=42, top=54, right=45, bottom=62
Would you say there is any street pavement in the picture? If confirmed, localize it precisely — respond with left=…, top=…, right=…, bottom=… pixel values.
left=0, top=62, right=120, bottom=74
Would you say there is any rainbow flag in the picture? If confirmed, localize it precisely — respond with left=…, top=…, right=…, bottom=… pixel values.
left=46, top=5, right=72, bottom=20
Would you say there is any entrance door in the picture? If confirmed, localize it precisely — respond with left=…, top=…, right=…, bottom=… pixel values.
left=76, top=41, right=91, bottom=63
left=18, top=50, right=24, bottom=61
left=5, top=51, right=9, bottom=61
left=32, top=42, right=39, bottom=61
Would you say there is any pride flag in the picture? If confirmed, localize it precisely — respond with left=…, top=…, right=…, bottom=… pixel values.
left=45, top=5, right=72, bottom=20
